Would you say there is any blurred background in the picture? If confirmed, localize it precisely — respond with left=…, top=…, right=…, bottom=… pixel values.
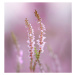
left=4, top=2, right=72, bottom=73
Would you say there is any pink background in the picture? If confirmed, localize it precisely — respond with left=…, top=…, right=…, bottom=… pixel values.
left=5, top=2, right=72, bottom=73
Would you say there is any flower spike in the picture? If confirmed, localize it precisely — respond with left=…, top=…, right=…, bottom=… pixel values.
left=34, top=10, right=46, bottom=54
left=25, top=18, right=35, bottom=71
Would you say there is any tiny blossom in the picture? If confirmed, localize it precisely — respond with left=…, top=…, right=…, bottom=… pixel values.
left=42, top=37, right=46, bottom=42
left=27, top=40, right=30, bottom=43
left=27, top=45, right=30, bottom=49
left=41, top=42, right=46, bottom=47
left=37, top=40, right=40, bottom=45
left=41, top=30, right=43, bottom=32
left=38, top=21, right=41, bottom=23
left=32, top=42, right=35, bottom=47
left=30, top=34, right=32, bottom=36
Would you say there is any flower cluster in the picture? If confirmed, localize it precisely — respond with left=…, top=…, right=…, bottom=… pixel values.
left=34, top=10, right=46, bottom=54
left=37, top=22, right=46, bottom=53
left=25, top=18, right=35, bottom=60
left=25, top=10, right=46, bottom=72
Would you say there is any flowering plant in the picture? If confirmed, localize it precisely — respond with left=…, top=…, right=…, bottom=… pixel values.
left=25, top=10, right=46, bottom=72
left=11, top=10, right=61, bottom=73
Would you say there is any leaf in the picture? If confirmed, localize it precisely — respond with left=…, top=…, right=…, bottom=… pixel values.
left=34, top=47, right=40, bottom=59
left=34, top=47, right=38, bottom=54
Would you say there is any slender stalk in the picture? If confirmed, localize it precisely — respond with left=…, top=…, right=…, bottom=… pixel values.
left=47, top=46, right=61, bottom=72
left=33, top=58, right=44, bottom=72
left=11, top=32, right=23, bottom=72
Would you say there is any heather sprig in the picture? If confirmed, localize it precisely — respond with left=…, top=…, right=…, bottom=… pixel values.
left=11, top=32, right=23, bottom=72
left=25, top=10, right=46, bottom=72
left=32, top=10, right=46, bottom=72
left=25, top=18, right=35, bottom=71
left=34, top=10, right=46, bottom=54
left=25, top=18, right=35, bottom=58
